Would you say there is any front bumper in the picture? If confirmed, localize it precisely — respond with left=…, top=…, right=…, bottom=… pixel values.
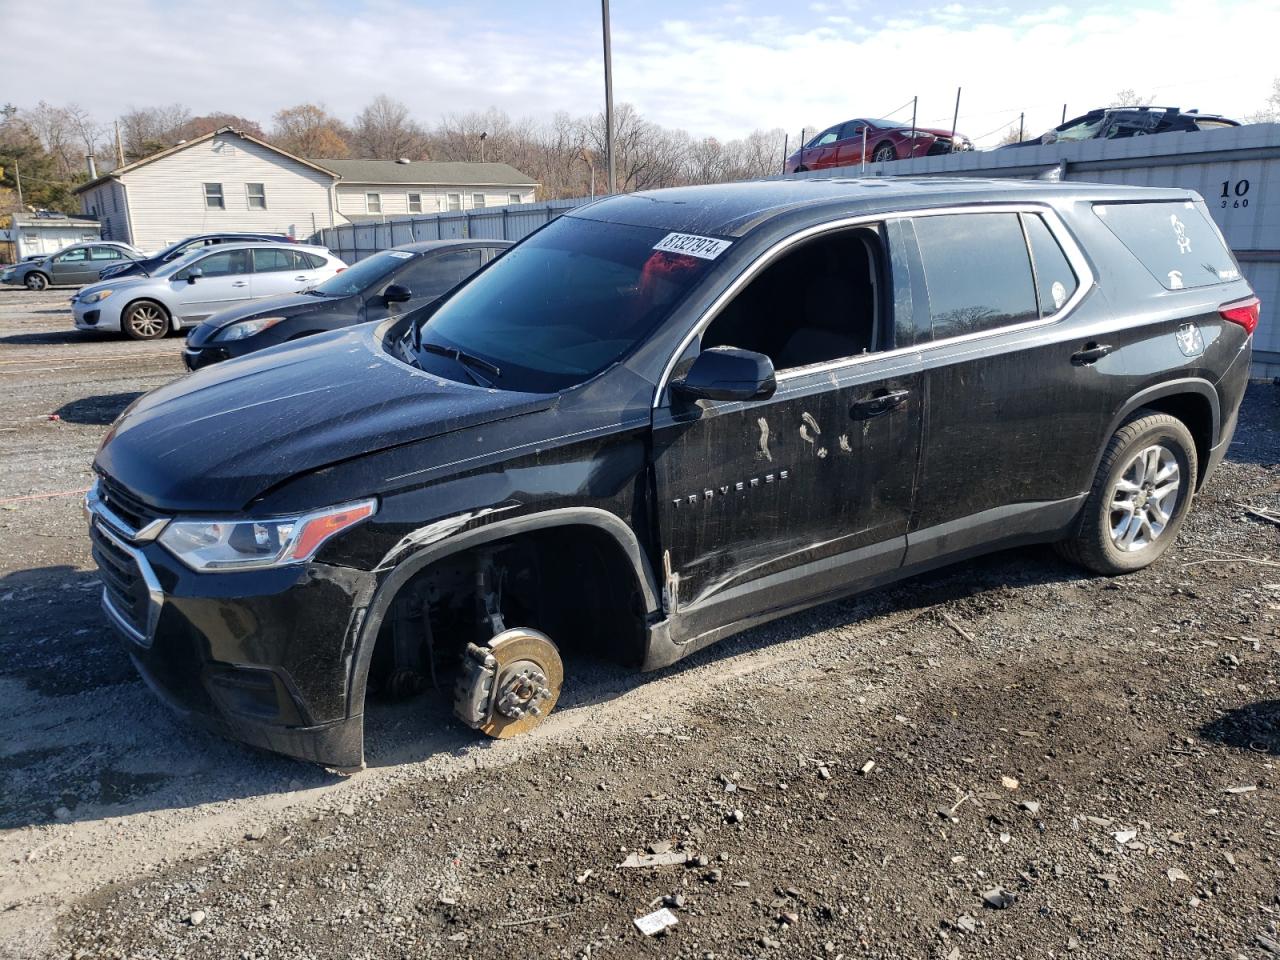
left=182, top=343, right=230, bottom=370
left=74, top=297, right=122, bottom=332
left=86, top=482, right=374, bottom=769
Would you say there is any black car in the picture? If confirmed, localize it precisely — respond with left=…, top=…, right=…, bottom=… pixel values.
left=181, top=239, right=509, bottom=369
left=87, top=178, right=1256, bottom=770
left=1003, top=106, right=1239, bottom=148
left=97, top=232, right=291, bottom=281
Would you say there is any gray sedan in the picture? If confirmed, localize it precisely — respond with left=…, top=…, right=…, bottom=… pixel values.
left=1, top=242, right=145, bottom=290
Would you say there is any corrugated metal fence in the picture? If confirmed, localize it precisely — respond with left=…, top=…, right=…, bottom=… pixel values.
left=310, top=123, right=1280, bottom=374
left=311, top=198, right=590, bottom=264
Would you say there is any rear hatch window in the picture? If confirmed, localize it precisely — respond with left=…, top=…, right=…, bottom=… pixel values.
left=1094, top=200, right=1240, bottom=290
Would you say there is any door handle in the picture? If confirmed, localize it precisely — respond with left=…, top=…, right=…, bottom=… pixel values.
left=1071, top=342, right=1113, bottom=365
left=231, top=281, right=248, bottom=288
left=850, top=388, right=910, bottom=420
left=293, top=275, right=310, bottom=281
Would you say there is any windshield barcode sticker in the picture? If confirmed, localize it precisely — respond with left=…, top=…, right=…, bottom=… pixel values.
left=653, top=232, right=732, bottom=260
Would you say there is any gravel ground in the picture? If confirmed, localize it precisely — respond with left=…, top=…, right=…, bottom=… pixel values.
left=0, top=286, right=1278, bottom=960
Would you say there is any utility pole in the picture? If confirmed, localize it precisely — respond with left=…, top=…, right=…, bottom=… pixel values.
left=479, top=132, right=487, bottom=163
left=114, top=120, right=125, bottom=167
left=909, top=96, right=917, bottom=145
left=950, top=87, right=962, bottom=153
left=601, top=0, right=616, bottom=195
left=1019, top=112, right=1024, bottom=142
left=780, top=133, right=788, bottom=174
left=14, top=159, right=23, bottom=211
left=1062, top=103, right=1067, bottom=124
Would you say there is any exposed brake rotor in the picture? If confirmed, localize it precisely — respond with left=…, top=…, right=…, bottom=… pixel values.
left=453, top=628, right=563, bottom=739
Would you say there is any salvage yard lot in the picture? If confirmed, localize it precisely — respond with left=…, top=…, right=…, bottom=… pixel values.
left=1, top=286, right=1279, bottom=959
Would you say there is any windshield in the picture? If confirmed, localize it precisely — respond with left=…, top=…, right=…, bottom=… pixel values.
left=413, top=217, right=720, bottom=392
left=310, top=249, right=408, bottom=297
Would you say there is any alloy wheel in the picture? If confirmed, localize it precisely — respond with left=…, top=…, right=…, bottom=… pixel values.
left=127, top=304, right=166, bottom=339
left=1109, top=443, right=1181, bottom=551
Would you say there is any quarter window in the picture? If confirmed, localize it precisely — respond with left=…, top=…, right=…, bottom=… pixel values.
left=203, top=183, right=225, bottom=210
left=914, top=212, right=1038, bottom=339
left=1094, top=201, right=1239, bottom=290
left=366, top=192, right=382, bottom=214
left=246, top=183, right=267, bottom=210
left=1022, top=214, right=1078, bottom=316
left=408, top=192, right=423, bottom=213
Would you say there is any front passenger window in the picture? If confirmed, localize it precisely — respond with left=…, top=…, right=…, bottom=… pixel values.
left=189, top=250, right=249, bottom=278
left=700, top=227, right=884, bottom=371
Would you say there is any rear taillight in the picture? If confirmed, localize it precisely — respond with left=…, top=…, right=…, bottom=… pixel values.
left=1220, top=296, right=1260, bottom=335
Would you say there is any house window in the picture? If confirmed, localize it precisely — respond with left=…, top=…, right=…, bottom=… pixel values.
left=366, top=192, right=382, bottom=214
left=508, top=193, right=522, bottom=205
left=447, top=193, right=462, bottom=212
left=472, top=193, right=486, bottom=209
left=408, top=192, right=423, bottom=213
left=246, top=183, right=267, bottom=210
left=204, top=183, right=225, bottom=210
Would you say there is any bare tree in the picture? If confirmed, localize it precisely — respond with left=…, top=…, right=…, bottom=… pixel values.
left=270, top=104, right=351, bottom=158
left=1247, top=77, right=1280, bottom=123
left=119, top=103, right=192, bottom=161
left=1110, top=89, right=1156, bottom=107
left=183, top=114, right=265, bottom=139
left=351, top=95, right=428, bottom=160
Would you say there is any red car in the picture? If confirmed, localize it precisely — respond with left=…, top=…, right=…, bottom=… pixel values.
left=784, top=117, right=974, bottom=172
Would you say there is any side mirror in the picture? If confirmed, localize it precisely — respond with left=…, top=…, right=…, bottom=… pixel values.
left=383, top=283, right=412, bottom=304
left=186, top=267, right=203, bottom=284
left=671, top=346, right=776, bottom=403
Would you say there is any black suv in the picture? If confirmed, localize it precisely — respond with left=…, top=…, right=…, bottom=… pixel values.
left=1003, top=106, right=1239, bottom=148
left=87, top=179, right=1257, bottom=770
left=181, top=239, right=509, bottom=369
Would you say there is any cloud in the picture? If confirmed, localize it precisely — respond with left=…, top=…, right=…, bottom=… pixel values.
left=0, top=0, right=1275, bottom=147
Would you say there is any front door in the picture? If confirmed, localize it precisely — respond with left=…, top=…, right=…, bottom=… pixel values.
left=51, top=247, right=92, bottom=285
left=835, top=121, right=869, bottom=166
left=170, top=248, right=253, bottom=322
left=651, top=223, right=923, bottom=648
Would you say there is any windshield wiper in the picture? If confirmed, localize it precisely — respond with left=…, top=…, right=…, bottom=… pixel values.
left=417, top=342, right=501, bottom=387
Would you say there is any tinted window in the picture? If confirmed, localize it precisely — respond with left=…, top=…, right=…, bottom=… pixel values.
left=311, top=249, right=404, bottom=297
left=809, top=125, right=841, bottom=147
left=416, top=218, right=718, bottom=392
left=191, top=249, right=249, bottom=277
left=253, top=248, right=295, bottom=272
left=301, top=252, right=327, bottom=269
left=702, top=228, right=883, bottom=370
left=1095, top=201, right=1239, bottom=290
left=1022, top=214, right=1078, bottom=315
left=914, top=213, right=1038, bottom=339
left=397, top=249, right=483, bottom=298
left=838, top=120, right=866, bottom=140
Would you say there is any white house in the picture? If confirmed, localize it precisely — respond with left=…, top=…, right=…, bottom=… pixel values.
left=75, top=129, right=340, bottom=251
left=75, top=128, right=541, bottom=251
left=6, top=213, right=102, bottom=259
left=311, top=159, right=538, bottom=220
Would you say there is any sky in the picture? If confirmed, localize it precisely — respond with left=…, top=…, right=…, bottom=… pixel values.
left=1, top=0, right=1277, bottom=148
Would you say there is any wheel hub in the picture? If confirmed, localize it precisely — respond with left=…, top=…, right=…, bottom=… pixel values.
left=453, top=628, right=563, bottom=739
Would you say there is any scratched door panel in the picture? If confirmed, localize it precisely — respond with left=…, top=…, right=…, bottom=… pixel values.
left=651, top=353, right=922, bottom=645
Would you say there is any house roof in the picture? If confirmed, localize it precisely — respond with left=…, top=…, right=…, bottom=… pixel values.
left=309, top=158, right=537, bottom=187
left=73, top=127, right=339, bottom=194
left=12, top=213, right=101, bottom=229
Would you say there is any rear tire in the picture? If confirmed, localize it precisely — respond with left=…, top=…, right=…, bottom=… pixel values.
left=1055, top=411, right=1198, bottom=575
left=25, top=272, right=49, bottom=291
left=122, top=299, right=170, bottom=341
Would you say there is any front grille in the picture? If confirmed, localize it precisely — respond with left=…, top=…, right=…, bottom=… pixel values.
left=90, top=521, right=151, bottom=641
left=99, top=475, right=160, bottom=532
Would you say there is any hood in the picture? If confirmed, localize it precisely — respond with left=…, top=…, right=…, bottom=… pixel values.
left=95, top=323, right=553, bottom=513
left=77, top=274, right=153, bottom=300
left=198, top=291, right=340, bottom=334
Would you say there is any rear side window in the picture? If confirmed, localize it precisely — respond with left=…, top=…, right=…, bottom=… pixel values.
left=914, top=212, right=1038, bottom=339
left=1094, top=201, right=1240, bottom=290
left=397, top=249, right=483, bottom=297
left=253, top=248, right=294, bottom=272
left=1022, top=214, right=1078, bottom=315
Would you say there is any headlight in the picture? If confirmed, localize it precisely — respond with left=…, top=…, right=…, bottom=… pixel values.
left=158, top=499, right=377, bottom=571
left=82, top=289, right=114, bottom=304
left=214, top=316, right=287, bottom=342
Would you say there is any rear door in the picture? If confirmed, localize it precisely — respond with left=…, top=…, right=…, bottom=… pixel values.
left=169, top=248, right=253, bottom=322
left=250, top=247, right=318, bottom=298
left=88, top=245, right=125, bottom=279
left=901, top=207, right=1112, bottom=564
left=651, top=222, right=923, bottom=646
